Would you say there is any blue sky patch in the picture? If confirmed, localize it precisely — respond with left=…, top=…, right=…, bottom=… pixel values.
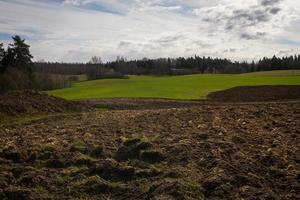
left=0, top=33, right=12, bottom=41
left=79, top=3, right=124, bottom=15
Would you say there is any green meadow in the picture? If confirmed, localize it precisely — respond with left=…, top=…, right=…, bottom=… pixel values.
left=48, top=70, right=300, bottom=100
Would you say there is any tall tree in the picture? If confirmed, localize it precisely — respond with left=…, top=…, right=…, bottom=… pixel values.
left=89, top=56, right=102, bottom=64
left=10, top=35, right=33, bottom=72
left=0, top=43, right=5, bottom=73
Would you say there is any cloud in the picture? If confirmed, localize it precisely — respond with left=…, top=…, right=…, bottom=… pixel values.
left=194, top=0, right=284, bottom=32
left=63, top=0, right=83, bottom=6
left=0, top=0, right=299, bottom=62
left=240, top=32, right=266, bottom=40
left=260, top=0, right=282, bottom=6
left=155, top=34, right=184, bottom=46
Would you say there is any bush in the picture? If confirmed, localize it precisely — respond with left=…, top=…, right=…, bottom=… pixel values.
left=0, top=69, right=76, bottom=92
left=0, top=73, right=18, bottom=92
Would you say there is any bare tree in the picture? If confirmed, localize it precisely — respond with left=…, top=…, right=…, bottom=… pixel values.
left=89, top=56, right=102, bottom=64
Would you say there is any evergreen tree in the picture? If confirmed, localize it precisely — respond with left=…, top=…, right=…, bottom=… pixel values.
left=0, top=43, right=5, bottom=73
left=10, top=35, right=33, bottom=72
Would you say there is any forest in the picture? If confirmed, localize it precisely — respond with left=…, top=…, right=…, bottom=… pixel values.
left=35, top=54, right=300, bottom=78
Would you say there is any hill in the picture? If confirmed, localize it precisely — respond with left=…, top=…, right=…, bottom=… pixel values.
left=48, top=70, right=300, bottom=100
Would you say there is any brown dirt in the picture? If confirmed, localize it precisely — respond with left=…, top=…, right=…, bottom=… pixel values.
left=0, top=99, right=299, bottom=199
left=208, top=85, right=300, bottom=102
left=0, top=90, right=91, bottom=116
left=0, top=88, right=300, bottom=199
left=83, top=98, right=206, bottom=110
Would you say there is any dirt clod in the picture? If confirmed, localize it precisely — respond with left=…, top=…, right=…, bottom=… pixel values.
left=89, top=159, right=135, bottom=181
left=140, top=150, right=164, bottom=163
left=2, top=147, right=26, bottom=163
left=115, top=139, right=152, bottom=161
left=45, top=159, right=65, bottom=168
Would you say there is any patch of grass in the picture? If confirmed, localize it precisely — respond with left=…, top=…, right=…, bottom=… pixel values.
left=37, top=145, right=55, bottom=160
left=182, top=180, right=204, bottom=200
left=0, top=176, right=7, bottom=187
left=115, top=137, right=152, bottom=161
left=48, top=71, right=300, bottom=100
left=149, top=134, right=161, bottom=142
left=72, top=175, right=125, bottom=194
left=70, top=139, right=87, bottom=153
left=63, top=166, right=88, bottom=175
left=52, top=174, right=69, bottom=185
left=34, top=186, right=51, bottom=198
left=74, top=153, right=97, bottom=166
left=135, top=166, right=162, bottom=178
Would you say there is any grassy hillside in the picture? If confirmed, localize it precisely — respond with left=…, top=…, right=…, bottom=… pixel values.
left=48, top=70, right=300, bottom=100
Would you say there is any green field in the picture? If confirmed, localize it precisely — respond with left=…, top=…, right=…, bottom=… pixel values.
left=48, top=70, right=300, bottom=100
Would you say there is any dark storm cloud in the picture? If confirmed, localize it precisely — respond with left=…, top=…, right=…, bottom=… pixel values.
left=156, top=34, right=183, bottom=44
left=199, top=0, right=283, bottom=33
left=269, top=7, right=281, bottom=14
left=194, top=40, right=214, bottom=48
left=118, top=41, right=131, bottom=48
left=261, top=0, right=282, bottom=6
left=240, top=32, right=266, bottom=40
left=225, top=9, right=270, bottom=30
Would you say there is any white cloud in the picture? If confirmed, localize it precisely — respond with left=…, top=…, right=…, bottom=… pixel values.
left=0, top=0, right=299, bottom=62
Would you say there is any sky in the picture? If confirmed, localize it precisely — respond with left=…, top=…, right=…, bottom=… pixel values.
left=0, top=0, right=299, bottom=62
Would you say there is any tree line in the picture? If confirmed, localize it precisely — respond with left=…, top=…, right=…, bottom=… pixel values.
left=35, top=54, right=300, bottom=78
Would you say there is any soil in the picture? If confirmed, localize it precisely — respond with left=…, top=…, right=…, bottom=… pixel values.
left=0, top=88, right=299, bottom=199
left=84, top=98, right=206, bottom=110
left=208, top=85, right=300, bottom=102
left=0, top=90, right=91, bottom=116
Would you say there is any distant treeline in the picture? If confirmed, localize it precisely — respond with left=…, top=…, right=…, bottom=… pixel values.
left=35, top=55, right=300, bottom=77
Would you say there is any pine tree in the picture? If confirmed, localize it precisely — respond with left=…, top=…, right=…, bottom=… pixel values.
left=0, top=43, right=5, bottom=73
left=10, top=35, right=33, bottom=72
left=3, top=35, right=35, bottom=86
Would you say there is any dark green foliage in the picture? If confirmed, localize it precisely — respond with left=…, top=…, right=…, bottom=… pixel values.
left=35, top=54, right=300, bottom=76
left=0, top=43, right=5, bottom=73
left=0, top=72, right=18, bottom=92
left=0, top=35, right=35, bottom=92
left=2, top=36, right=33, bottom=73
left=0, top=35, right=75, bottom=92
